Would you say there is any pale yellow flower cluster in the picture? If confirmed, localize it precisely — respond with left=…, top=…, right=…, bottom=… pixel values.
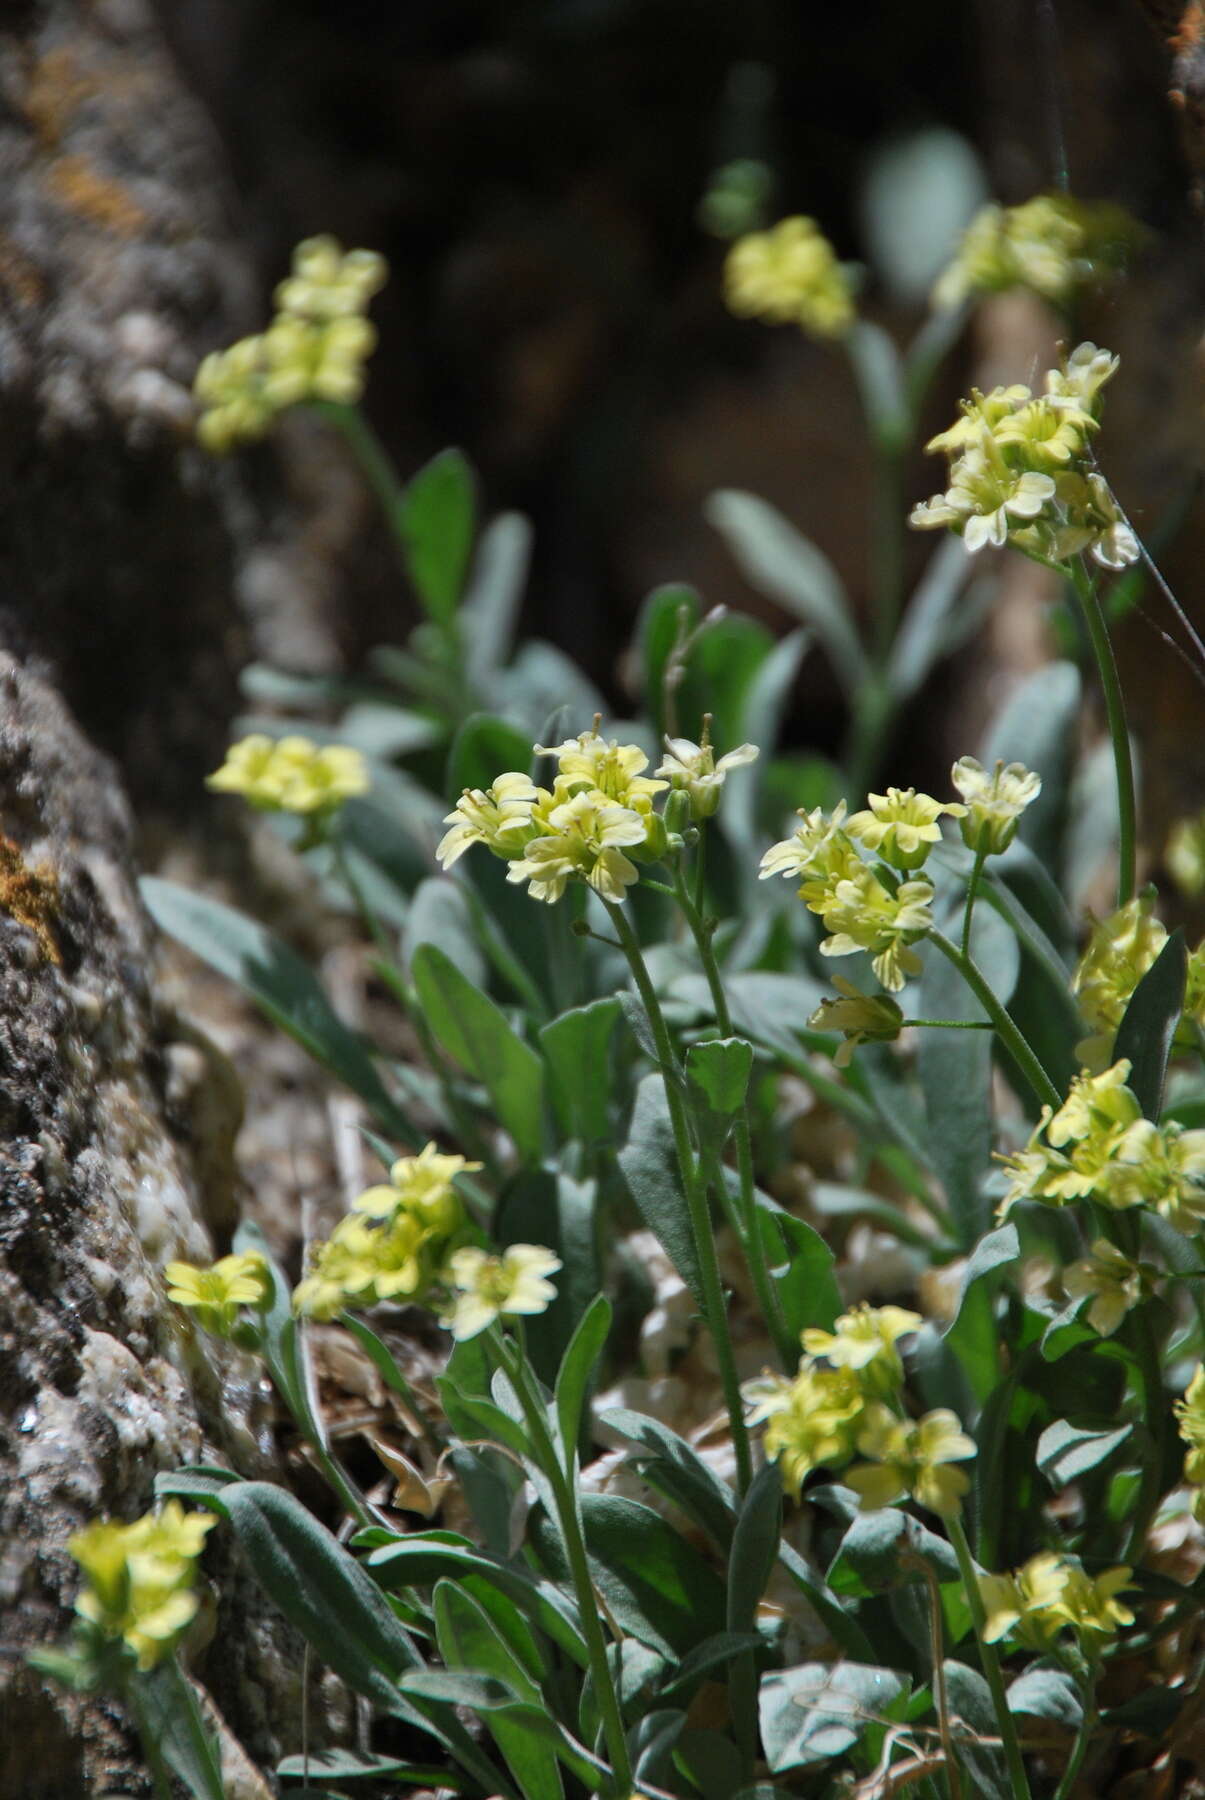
left=1176, top=1366, right=1205, bottom=1517
left=759, top=795, right=941, bottom=992
left=69, top=1502, right=216, bottom=1671
left=438, top=726, right=723, bottom=905
left=194, top=236, right=387, bottom=451
left=910, top=343, right=1139, bottom=569
left=745, top=1305, right=975, bottom=1518
left=1073, top=895, right=1205, bottom=1070
left=978, top=1552, right=1133, bottom=1653
left=933, top=192, right=1141, bottom=311
left=206, top=734, right=370, bottom=817
left=164, top=1250, right=270, bottom=1340
left=997, top=1060, right=1205, bottom=1232
left=1167, top=808, right=1205, bottom=899
left=724, top=216, right=855, bottom=339
left=294, top=1144, right=478, bottom=1321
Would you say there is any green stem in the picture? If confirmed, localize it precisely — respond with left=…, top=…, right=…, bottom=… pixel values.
left=960, top=840, right=989, bottom=961
left=1067, top=560, right=1137, bottom=907
left=313, top=401, right=412, bottom=560
left=929, top=929, right=1062, bottom=1113
left=948, top=1515, right=1033, bottom=1800
left=493, top=1333, right=633, bottom=1795
left=604, top=899, right=753, bottom=1492
left=1125, top=1311, right=1168, bottom=1564
left=904, top=1018, right=994, bottom=1032
left=128, top=1680, right=185, bottom=1800
left=672, top=864, right=796, bottom=1371
left=1051, top=1684, right=1097, bottom=1800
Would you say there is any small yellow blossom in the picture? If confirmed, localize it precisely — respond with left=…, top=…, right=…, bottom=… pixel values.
left=724, top=216, right=854, bottom=339
left=758, top=803, right=864, bottom=908
left=817, top=865, right=935, bottom=993
left=1073, top=896, right=1167, bottom=1067
left=951, top=756, right=1041, bottom=856
left=193, top=336, right=277, bottom=452
left=535, top=729, right=667, bottom=810
left=802, top=1304, right=922, bottom=1398
left=1103, top=1117, right=1205, bottom=1231
left=1168, top=810, right=1205, bottom=899
left=440, top=1244, right=562, bottom=1341
left=437, top=772, right=540, bottom=867
left=207, top=734, right=370, bottom=817
left=274, top=236, right=387, bottom=323
left=655, top=725, right=759, bottom=820
left=932, top=193, right=1141, bottom=311
left=980, top=1553, right=1132, bottom=1652
left=844, top=1405, right=976, bottom=1518
left=910, top=428, right=1057, bottom=555
left=845, top=787, right=965, bottom=871
left=745, top=1363, right=867, bottom=1499
left=1063, top=1238, right=1151, bottom=1336
left=810, top=977, right=903, bottom=1066
left=1175, top=1366, right=1205, bottom=1487
left=352, top=1141, right=480, bottom=1234
left=164, top=1251, right=270, bottom=1338
left=70, top=1502, right=216, bottom=1671
left=505, top=788, right=651, bottom=905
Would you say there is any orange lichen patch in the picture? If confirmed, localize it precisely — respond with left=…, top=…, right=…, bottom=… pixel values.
left=1172, top=2, right=1205, bottom=53
left=0, top=234, right=46, bottom=310
left=45, top=155, right=147, bottom=238
left=0, top=835, right=62, bottom=966
left=23, top=46, right=97, bottom=148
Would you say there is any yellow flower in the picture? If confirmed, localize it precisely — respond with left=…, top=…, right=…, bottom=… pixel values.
left=274, top=236, right=387, bottom=323
left=802, top=1304, right=922, bottom=1399
left=1168, top=810, right=1205, bottom=899
left=845, top=787, right=965, bottom=871
left=206, top=734, right=369, bottom=817
left=70, top=1502, right=216, bottom=1671
left=352, top=1141, right=479, bottom=1234
left=951, top=756, right=1041, bottom=856
left=1063, top=1238, right=1150, bottom=1336
left=844, top=1405, right=976, bottom=1518
left=1073, top=897, right=1167, bottom=1066
left=817, top=865, right=935, bottom=993
left=193, top=335, right=276, bottom=452
left=980, top=1553, right=1132, bottom=1652
left=932, top=193, right=1140, bottom=311
left=440, top=1244, right=562, bottom=1341
left=810, top=976, right=903, bottom=1066
left=534, top=729, right=667, bottom=809
left=910, top=428, right=1057, bottom=555
left=724, top=216, right=854, bottom=339
left=293, top=1178, right=466, bottom=1321
left=437, top=772, right=540, bottom=867
left=505, top=788, right=651, bottom=905
left=164, top=1251, right=271, bottom=1338
left=1102, top=1117, right=1205, bottom=1230
left=745, top=1364, right=867, bottom=1499
left=1176, top=1365, right=1205, bottom=1486
left=759, top=803, right=864, bottom=910
left=655, top=727, right=759, bottom=820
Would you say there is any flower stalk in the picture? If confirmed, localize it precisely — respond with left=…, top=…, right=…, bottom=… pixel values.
left=1067, top=557, right=1137, bottom=907
left=929, top=928, right=1062, bottom=1112
left=948, top=1514, right=1033, bottom=1800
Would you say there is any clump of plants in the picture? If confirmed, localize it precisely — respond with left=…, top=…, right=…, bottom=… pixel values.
left=35, top=192, right=1205, bottom=1800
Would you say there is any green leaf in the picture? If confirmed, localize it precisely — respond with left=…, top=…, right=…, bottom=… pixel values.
left=1036, top=1420, right=1135, bottom=1490
left=135, top=1662, right=226, bottom=1800
left=532, top=1494, right=727, bottom=1659
left=447, top=712, right=533, bottom=803
left=216, top=1482, right=417, bottom=1708
left=277, top=1748, right=470, bottom=1788
left=916, top=898, right=1018, bottom=1246
left=539, top=998, right=621, bottom=1141
left=1006, top=1667, right=1083, bottom=1729
left=630, top=1707, right=687, bottom=1786
left=494, top=1169, right=599, bottom=1388
left=555, top=1293, right=612, bottom=1470
left=462, top=511, right=532, bottom=684
left=1115, top=929, right=1187, bottom=1120
left=434, top=1582, right=563, bottom=1800
left=141, top=877, right=414, bottom=1142
left=598, top=1407, right=737, bottom=1551
left=728, top=1460, right=782, bottom=1631
left=401, top=1668, right=518, bottom=1710
left=705, top=490, right=867, bottom=696
left=672, top=970, right=829, bottom=1063
left=981, top=660, right=1081, bottom=869
left=759, top=1662, right=908, bottom=1771
left=942, top=1223, right=1019, bottom=1403
left=659, top=1631, right=765, bottom=1702
left=617, top=1074, right=705, bottom=1307
left=411, top=943, right=544, bottom=1163
left=860, top=126, right=986, bottom=303
left=888, top=538, right=980, bottom=702
left=756, top=1204, right=842, bottom=1338
left=826, top=1508, right=960, bottom=1598
left=365, top=1531, right=589, bottom=1667
left=846, top=319, right=908, bottom=446
left=401, top=877, right=486, bottom=989
left=674, top=1727, right=747, bottom=1800
left=400, top=447, right=476, bottom=624
left=723, top=627, right=811, bottom=860
left=686, top=1036, right=754, bottom=1115
left=232, top=1218, right=307, bottom=1422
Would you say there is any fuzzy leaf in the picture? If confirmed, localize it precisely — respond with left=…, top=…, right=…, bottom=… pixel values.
left=1114, top=929, right=1187, bottom=1120
left=412, top=943, right=544, bottom=1163
left=400, top=447, right=475, bottom=623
